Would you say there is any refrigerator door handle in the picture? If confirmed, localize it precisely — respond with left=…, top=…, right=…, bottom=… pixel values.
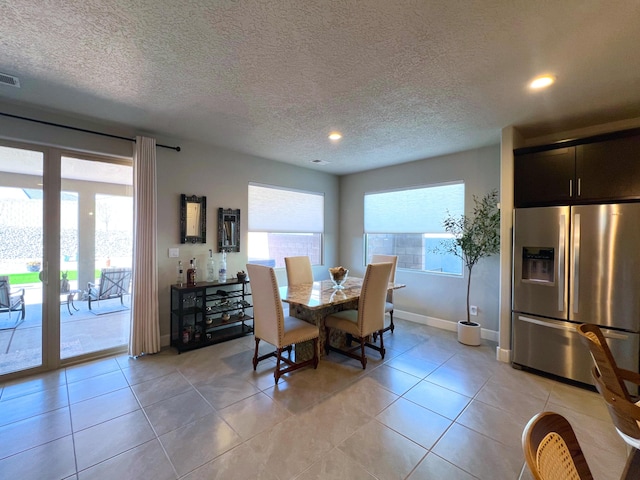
left=558, top=214, right=566, bottom=311
left=573, top=213, right=581, bottom=314
left=518, top=315, right=575, bottom=332
left=517, top=315, right=630, bottom=340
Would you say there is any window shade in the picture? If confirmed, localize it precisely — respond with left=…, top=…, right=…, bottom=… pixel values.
left=364, top=183, right=464, bottom=234
left=248, top=184, right=324, bottom=233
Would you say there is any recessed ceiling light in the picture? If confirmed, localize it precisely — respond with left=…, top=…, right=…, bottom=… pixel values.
left=328, top=132, right=342, bottom=141
left=529, top=75, right=556, bottom=90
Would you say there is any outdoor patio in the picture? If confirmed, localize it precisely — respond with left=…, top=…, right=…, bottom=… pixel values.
left=0, top=283, right=130, bottom=375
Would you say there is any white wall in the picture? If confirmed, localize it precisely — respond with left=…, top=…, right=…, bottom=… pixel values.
left=339, top=145, right=501, bottom=334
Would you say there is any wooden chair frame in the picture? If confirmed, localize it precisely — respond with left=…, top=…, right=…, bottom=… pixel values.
left=578, top=323, right=640, bottom=479
left=522, top=411, right=594, bottom=480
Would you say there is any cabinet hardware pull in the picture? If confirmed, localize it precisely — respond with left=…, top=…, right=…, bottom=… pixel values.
left=569, top=179, right=573, bottom=197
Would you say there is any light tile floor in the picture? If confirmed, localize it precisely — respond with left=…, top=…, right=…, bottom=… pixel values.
left=0, top=319, right=628, bottom=479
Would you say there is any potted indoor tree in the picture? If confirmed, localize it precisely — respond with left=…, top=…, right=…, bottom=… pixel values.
left=436, top=189, right=500, bottom=345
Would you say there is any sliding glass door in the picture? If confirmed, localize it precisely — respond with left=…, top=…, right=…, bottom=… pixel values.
left=60, top=155, right=133, bottom=360
left=0, top=141, right=133, bottom=378
left=0, top=144, right=45, bottom=375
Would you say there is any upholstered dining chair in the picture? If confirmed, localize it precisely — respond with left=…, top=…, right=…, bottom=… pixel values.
left=371, top=254, right=398, bottom=335
left=522, top=411, right=594, bottom=480
left=246, top=263, right=320, bottom=384
left=284, top=256, right=314, bottom=285
left=324, top=262, right=392, bottom=369
left=0, top=275, right=25, bottom=327
left=577, top=323, right=640, bottom=479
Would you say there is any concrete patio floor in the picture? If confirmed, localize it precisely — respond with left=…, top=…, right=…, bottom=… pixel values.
left=0, top=288, right=130, bottom=375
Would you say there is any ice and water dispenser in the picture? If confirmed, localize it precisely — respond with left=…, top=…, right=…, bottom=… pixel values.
left=521, top=247, right=555, bottom=284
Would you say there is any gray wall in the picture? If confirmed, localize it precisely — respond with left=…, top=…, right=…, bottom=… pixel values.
left=155, top=141, right=339, bottom=340
left=0, top=103, right=339, bottom=343
left=339, top=145, right=501, bottom=332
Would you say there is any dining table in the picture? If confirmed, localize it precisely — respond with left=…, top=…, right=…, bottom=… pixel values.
left=279, top=276, right=405, bottom=360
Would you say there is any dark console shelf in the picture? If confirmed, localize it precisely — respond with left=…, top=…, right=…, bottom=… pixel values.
left=170, top=278, right=252, bottom=353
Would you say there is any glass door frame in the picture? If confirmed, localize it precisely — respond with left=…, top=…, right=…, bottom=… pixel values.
left=0, top=139, right=130, bottom=380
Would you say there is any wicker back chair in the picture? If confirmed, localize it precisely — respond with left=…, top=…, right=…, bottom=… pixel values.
left=578, top=323, right=640, bottom=478
left=522, top=411, right=594, bottom=480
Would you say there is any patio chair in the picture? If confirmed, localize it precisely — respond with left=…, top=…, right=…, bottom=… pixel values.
left=0, top=275, right=25, bottom=327
left=87, top=267, right=132, bottom=310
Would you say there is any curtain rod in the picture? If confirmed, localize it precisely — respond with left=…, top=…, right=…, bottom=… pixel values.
left=0, top=111, right=181, bottom=151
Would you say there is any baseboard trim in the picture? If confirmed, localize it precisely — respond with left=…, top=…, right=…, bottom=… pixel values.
left=395, top=309, right=499, bottom=343
left=160, top=313, right=502, bottom=354
left=496, top=346, right=511, bottom=363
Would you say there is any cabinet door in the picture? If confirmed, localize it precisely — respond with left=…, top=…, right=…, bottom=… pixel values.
left=514, top=147, right=575, bottom=207
left=576, top=135, right=640, bottom=203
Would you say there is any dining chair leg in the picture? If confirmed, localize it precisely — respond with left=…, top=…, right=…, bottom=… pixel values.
left=379, top=329, right=385, bottom=359
left=253, top=338, right=260, bottom=370
left=274, top=347, right=283, bottom=384
left=389, top=312, right=394, bottom=333
left=360, top=338, right=367, bottom=369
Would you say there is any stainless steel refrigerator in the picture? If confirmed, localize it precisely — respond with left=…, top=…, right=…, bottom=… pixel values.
left=512, top=203, right=640, bottom=386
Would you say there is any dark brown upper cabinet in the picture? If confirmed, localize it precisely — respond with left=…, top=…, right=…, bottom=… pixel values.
left=514, top=128, right=640, bottom=207
left=514, top=147, right=575, bottom=207
left=576, top=134, right=640, bottom=203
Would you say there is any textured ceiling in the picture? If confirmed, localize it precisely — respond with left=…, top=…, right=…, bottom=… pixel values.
left=1, top=1, right=640, bottom=174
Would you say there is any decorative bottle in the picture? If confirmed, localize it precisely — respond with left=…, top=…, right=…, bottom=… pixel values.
left=207, top=249, right=216, bottom=282
left=177, top=260, right=184, bottom=286
left=218, top=250, right=227, bottom=283
left=187, top=258, right=196, bottom=285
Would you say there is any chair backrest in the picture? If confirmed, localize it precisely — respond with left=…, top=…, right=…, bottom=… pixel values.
left=98, top=268, right=132, bottom=298
left=246, top=264, right=285, bottom=347
left=284, top=256, right=314, bottom=286
left=591, top=365, right=640, bottom=446
left=522, top=411, right=594, bottom=480
left=0, top=276, right=10, bottom=308
left=577, top=323, right=631, bottom=401
left=371, top=254, right=398, bottom=302
left=60, top=272, right=70, bottom=294
left=357, top=262, right=392, bottom=336
left=578, top=323, right=640, bottom=446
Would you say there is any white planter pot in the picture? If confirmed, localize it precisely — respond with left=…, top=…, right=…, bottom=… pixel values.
left=457, top=320, right=481, bottom=346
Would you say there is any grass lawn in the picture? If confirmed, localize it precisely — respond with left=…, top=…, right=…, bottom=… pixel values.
left=7, top=270, right=101, bottom=285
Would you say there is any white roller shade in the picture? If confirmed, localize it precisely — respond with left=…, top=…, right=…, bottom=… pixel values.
left=248, top=184, right=324, bottom=233
left=364, top=182, right=464, bottom=233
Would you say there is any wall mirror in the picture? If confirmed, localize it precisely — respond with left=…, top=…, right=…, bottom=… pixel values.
left=180, top=194, right=207, bottom=244
left=218, top=208, right=240, bottom=252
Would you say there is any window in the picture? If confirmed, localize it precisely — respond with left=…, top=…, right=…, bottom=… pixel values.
left=248, top=183, right=324, bottom=268
left=364, top=182, right=464, bottom=274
